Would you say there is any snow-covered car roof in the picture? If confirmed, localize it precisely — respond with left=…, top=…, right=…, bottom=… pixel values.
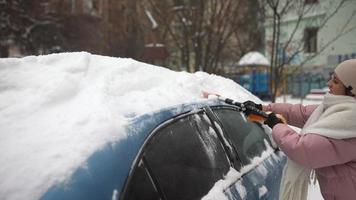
left=41, top=99, right=229, bottom=199
left=0, top=52, right=260, bottom=200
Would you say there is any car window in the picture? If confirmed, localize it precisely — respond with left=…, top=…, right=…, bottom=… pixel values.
left=141, top=112, right=231, bottom=200
left=123, top=159, right=161, bottom=200
left=212, top=108, right=270, bottom=165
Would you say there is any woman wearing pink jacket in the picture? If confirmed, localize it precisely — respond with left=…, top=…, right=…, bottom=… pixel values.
left=259, top=59, right=356, bottom=200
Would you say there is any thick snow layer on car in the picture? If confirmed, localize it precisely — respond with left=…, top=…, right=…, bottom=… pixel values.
left=0, top=52, right=260, bottom=200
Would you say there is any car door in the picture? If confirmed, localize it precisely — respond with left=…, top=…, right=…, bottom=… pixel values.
left=210, top=106, right=285, bottom=200
left=121, top=109, right=232, bottom=200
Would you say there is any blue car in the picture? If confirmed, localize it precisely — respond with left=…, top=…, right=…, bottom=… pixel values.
left=40, top=99, right=286, bottom=200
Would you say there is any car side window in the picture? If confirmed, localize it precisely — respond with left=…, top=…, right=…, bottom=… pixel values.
left=212, top=108, right=270, bottom=165
left=142, top=112, right=231, bottom=200
left=123, top=159, right=161, bottom=200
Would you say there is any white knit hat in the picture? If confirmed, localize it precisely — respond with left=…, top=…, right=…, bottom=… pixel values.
left=334, top=59, right=356, bottom=95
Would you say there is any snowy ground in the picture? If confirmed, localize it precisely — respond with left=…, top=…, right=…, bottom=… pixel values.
left=272, top=95, right=324, bottom=200
left=273, top=95, right=323, bottom=105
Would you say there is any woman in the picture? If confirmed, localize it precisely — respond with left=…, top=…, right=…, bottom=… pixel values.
left=260, top=59, right=356, bottom=200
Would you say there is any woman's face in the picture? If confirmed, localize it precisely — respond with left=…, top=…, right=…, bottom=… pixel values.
left=327, top=73, right=347, bottom=95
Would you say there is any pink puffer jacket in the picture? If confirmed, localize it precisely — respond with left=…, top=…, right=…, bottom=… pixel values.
left=266, top=103, right=356, bottom=200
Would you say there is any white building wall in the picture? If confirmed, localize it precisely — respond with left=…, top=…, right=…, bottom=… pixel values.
left=318, top=0, right=356, bottom=68
left=264, top=0, right=356, bottom=70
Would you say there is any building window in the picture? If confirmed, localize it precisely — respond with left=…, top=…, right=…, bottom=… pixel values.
left=304, top=27, right=318, bottom=53
left=305, top=0, right=318, bottom=4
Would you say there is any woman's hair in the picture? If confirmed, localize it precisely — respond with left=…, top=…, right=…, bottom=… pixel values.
left=345, top=86, right=355, bottom=97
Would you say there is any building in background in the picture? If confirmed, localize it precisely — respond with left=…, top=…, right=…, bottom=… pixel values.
left=264, top=0, right=356, bottom=97
left=141, top=10, right=169, bottom=66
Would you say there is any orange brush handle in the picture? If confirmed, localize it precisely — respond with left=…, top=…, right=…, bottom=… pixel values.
left=247, top=113, right=287, bottom=124
left=247, top=114, right=267, bottom=123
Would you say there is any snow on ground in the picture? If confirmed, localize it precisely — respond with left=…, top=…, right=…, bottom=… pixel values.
left=273, top=95, right=323, bottom=105
left=0, top=52, right=260, bottom=200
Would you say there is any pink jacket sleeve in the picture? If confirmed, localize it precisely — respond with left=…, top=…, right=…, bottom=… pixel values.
left=265, top=103, right=318, bottom=128
left=272, top=124, right=356, bottom=169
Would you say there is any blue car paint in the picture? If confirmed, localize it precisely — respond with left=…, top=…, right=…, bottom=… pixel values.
left=40, top=99, right=286, bottom=200
left=40, top=100, right=224, bottom=200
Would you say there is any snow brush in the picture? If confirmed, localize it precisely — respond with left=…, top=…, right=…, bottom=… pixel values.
left=202, top=92, right=268, bottom=123
left=218, top=96, right=269, bottom=123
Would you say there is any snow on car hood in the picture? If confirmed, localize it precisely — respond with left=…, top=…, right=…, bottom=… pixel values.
left=0, top=52, right=260, bottom=200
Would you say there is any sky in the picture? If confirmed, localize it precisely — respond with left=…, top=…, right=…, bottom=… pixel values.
left=0, top=52, right=322, bottom=200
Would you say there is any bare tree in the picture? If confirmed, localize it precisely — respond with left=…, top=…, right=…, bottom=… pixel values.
left=0, top=0, right=146, bottom=58
left=262, top=0, right=356, bottom=102
left=0, top=0, right=67, bottom=56
left=143, top=0, right=262, bottom=73
left=230, top=0, right=265, bottom=60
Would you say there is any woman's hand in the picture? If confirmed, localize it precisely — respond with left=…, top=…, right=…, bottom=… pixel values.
left=262, top=105, right=269, bottom=112
left=264, top=113, right=282, bottom=128
left=264, top=113, right=285, bottom=128
left=242, top=100, right=262, bottom=110
left=202, top=91, right=219, bottom=98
